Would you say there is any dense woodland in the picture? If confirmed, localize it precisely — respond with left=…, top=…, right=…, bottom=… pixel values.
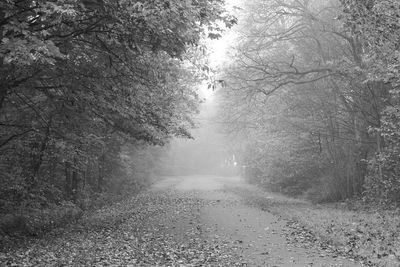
left=218, top=0, right=400, bottom=205
left=0, top=0, right=236, bottom=234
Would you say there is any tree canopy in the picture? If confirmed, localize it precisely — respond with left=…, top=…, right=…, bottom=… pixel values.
left=0, top=0, right=235, bottom=215
left=217, top=0, right=400, bottom=204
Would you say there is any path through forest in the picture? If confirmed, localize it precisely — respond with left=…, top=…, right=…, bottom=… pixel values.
left=1, top=176, right=363, bottom=266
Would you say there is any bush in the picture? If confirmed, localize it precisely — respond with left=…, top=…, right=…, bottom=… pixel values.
left=0, top=202, right=82, bottom=236
left=364, top=107, right=400, bottom=206
left=305, top=175, right=346, bottom=203
left=364, top=155, right=400, bottom=206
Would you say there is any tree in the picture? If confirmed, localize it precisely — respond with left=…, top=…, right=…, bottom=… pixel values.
left=340, top=0, right=400, bottom=204
left=0, top=0, right=235, bottom=209
left=218, top=0, right=383, bottom=201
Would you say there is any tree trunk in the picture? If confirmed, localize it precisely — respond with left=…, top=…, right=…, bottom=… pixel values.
left=65, top=162, right=72, bottom=197
left=97, top=155, right=105, bottom=192
left=71, top=164, right=79, bottom=201
left=28, top=119, right=52, bottom=189
left=0, top=87, right=6, bottom=112
left=377, top=133, right=383, bottom=180
left=0, top=9, right=7, bottom=112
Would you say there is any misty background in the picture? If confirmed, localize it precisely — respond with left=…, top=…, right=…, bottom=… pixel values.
left=160, top=87, right=238, bottom=177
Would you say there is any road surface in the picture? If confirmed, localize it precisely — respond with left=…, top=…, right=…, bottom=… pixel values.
left=151, top=175, right=362, bottom=267
left=1, top=175, right=363, bottom=266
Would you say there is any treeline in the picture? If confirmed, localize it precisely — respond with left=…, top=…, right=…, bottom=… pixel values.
left=0, top=0, right=235, bottom=235
left=219, top=0, right=400, bottom=205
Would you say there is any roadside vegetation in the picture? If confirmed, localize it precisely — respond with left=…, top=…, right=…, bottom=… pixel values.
left=218, top=0, right=400, bottom=207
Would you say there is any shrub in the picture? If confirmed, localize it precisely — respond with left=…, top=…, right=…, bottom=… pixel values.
left=0, top=202, right=82, bottom=236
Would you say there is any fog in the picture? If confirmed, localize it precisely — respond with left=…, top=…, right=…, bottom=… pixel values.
left=161, top=88, right=238, bottom=177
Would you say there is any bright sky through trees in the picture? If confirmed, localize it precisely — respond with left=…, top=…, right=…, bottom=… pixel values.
left=208, top=0, right=241, bottom=68
left=200, top=0, right=242, bottom=101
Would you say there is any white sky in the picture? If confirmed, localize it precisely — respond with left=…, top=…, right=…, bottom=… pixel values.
left=208, top=0, right=242, bottom=69
left=199, top=0, right=242, bottom=101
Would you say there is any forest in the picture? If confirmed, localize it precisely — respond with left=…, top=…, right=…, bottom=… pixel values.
left=0, top=0, right=400, bottom=260
left=0, top=0, right=236, bottom=235
left=217, top=0, right=400, bottom=205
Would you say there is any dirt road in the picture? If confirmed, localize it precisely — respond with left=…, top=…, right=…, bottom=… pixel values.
left=152, top=175, right=362, bottom=267
left=1, top=175, right=363, bottom=266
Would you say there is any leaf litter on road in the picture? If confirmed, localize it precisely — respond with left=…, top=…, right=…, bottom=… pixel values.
left=0, top=189, right=242, bottom=266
